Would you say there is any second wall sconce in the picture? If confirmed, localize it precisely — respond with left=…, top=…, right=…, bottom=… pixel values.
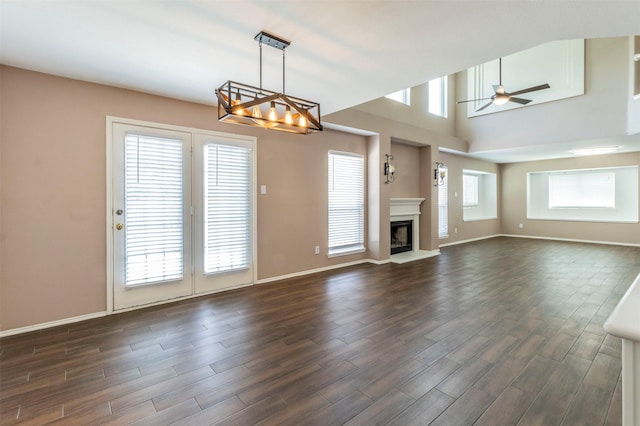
left=434, top=162, right=446, bottom=186
left=384, top=154, right=395, bottom=184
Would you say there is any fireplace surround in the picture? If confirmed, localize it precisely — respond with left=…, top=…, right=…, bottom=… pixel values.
left=389, top=197, right=439, bottom=263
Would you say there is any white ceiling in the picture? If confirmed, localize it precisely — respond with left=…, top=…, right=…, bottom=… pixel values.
left=2, top=1, right=639, bottom=162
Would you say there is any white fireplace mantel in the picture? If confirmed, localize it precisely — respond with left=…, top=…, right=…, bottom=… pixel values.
left=389, top=198, right=438, bottom=264
left=390, top=198, right=425, bottom=217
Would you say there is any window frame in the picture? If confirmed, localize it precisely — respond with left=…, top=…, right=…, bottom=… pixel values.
left=463, top=169, right=498, bottom=222
left=527, top=166, right=639, bottom=223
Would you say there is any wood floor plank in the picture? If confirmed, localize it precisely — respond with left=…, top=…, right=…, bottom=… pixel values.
left=474, top=386, right=533, bottom=426
left=397, top=356, right=461, bottom=399
left=436, top=356, right=492, bottom=398
left=429, top=387, right=494, bottom=426
left=562, top=384, right=616, bottom=426
left=1, top=238, right=637, bottom=425
left=516, top=354, right=591, bottom=425
left=343, top=389, right=415, bottom=426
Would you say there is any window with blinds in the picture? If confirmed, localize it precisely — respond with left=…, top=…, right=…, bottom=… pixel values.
left=124, top=133, right=184, bottom=286
left=548, top=171, right=615, bottom=208
left=328, top=151, right=365, bottom=256
left=203, top=143, right=251, bottom=274
left=438, top=166, right=449, bottom=238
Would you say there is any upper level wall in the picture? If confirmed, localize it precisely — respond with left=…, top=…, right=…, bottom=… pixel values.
left=352, top=78, right=457, bottom=138
left=455, top=37, right=632, bottom=154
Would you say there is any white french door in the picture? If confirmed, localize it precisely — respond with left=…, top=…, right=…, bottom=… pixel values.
left=109, top=118, right=255, bottom=311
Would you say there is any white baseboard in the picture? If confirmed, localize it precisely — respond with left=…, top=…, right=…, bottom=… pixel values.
left=500, top=234, right=640, bottom=248
left=0, top=311, right=107, bottom=338
left=255, top=258, right=387, bottom=285
left=439, top=234, right=502, bottom=248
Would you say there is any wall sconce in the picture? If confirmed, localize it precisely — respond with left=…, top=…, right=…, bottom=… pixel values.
left=384, top=154, right=395, bottom=184
left=434, top=162, right=446, bottom=186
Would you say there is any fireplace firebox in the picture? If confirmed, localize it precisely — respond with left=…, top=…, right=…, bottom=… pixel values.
left=391, top=220, right=413, bottom=255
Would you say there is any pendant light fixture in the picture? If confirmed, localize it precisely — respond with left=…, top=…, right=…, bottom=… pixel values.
left=215, top=31, right=322, bottom=134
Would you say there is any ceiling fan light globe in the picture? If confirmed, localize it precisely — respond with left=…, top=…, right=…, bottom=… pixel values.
left=493, top=95, right=510, bottom=106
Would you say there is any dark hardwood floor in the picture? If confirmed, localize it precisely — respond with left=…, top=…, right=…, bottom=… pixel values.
left=2, top=237, right=639, bottom=425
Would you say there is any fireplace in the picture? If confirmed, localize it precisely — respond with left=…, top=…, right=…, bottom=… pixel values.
left=391, top=220, right=413, bottom=255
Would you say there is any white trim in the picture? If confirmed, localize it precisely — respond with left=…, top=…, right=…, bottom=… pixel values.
left=439, top=234, right=502, bottom=247
left=106, top=117, right=114, bottom=314
left=499, top=233, right=640, bottom=248
left=0, top=312, right=107, bottom=338
left=256, top=259, right=375, bottom=285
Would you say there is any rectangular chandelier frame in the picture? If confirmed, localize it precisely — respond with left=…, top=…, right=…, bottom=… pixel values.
left=216, top=80, right=322, bottom=134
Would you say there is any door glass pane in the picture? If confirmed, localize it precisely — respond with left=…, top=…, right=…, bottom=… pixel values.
left=125, top=133, right=184, bottom=286
left=203, top=143, right=250, bottom=274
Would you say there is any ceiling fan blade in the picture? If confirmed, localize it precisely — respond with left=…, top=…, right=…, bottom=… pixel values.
left=456, top=97, right=492, bottom=104
left=493, top=84, right=505, bottom=95
left=509, top=97, right=532, bottom=105
left=508, top=83, right=550, bottom=96
left=476, top=101, right=493, bottom=112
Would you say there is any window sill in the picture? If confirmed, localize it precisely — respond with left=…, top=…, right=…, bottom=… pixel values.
left=463, top=216, right=498, bottom=222
left=328, top=246, right=366, bottom=258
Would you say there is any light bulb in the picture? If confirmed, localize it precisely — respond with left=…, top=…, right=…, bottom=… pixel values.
left=232, top=91, right=244, bottom=115
left=252, top=104, right=262, bottom=119
left=284, top=106, right=293, bottom=125
left=268, top=101, right=277, bottom=121
left=298, top=114, right=307, bottom=127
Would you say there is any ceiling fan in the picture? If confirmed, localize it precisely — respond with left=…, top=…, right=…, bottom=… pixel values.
left=458, top=58, right=551, bottom=112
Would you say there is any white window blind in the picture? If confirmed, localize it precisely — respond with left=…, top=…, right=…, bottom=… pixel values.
left=549, top=172, right=615, bottom=208
left=438, top=166, right=449, bottom=238
left=204, top=143, right=251, bottom=274
left=124, top=133, right=184, bottom=286
left=463, top=174, right=479, bottom=207
left=328, top=151, right=365, bottom=255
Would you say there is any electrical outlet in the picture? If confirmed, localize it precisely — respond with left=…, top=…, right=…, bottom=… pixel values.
left=314, top=246, right=320, bottom=255
left=260, top=185, right=267, bottom=195
left=519, top=223, right=524, bottom=229
left=454, top=227, right=458, bottom=233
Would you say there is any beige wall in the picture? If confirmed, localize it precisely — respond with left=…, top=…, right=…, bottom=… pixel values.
left=0, top=66, right=370, bottom=331
left=353, top=78, right=457, bottom=137
left=501, top=152, right=640, bottom=244
left=389, top=142, right=421, bottom=198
